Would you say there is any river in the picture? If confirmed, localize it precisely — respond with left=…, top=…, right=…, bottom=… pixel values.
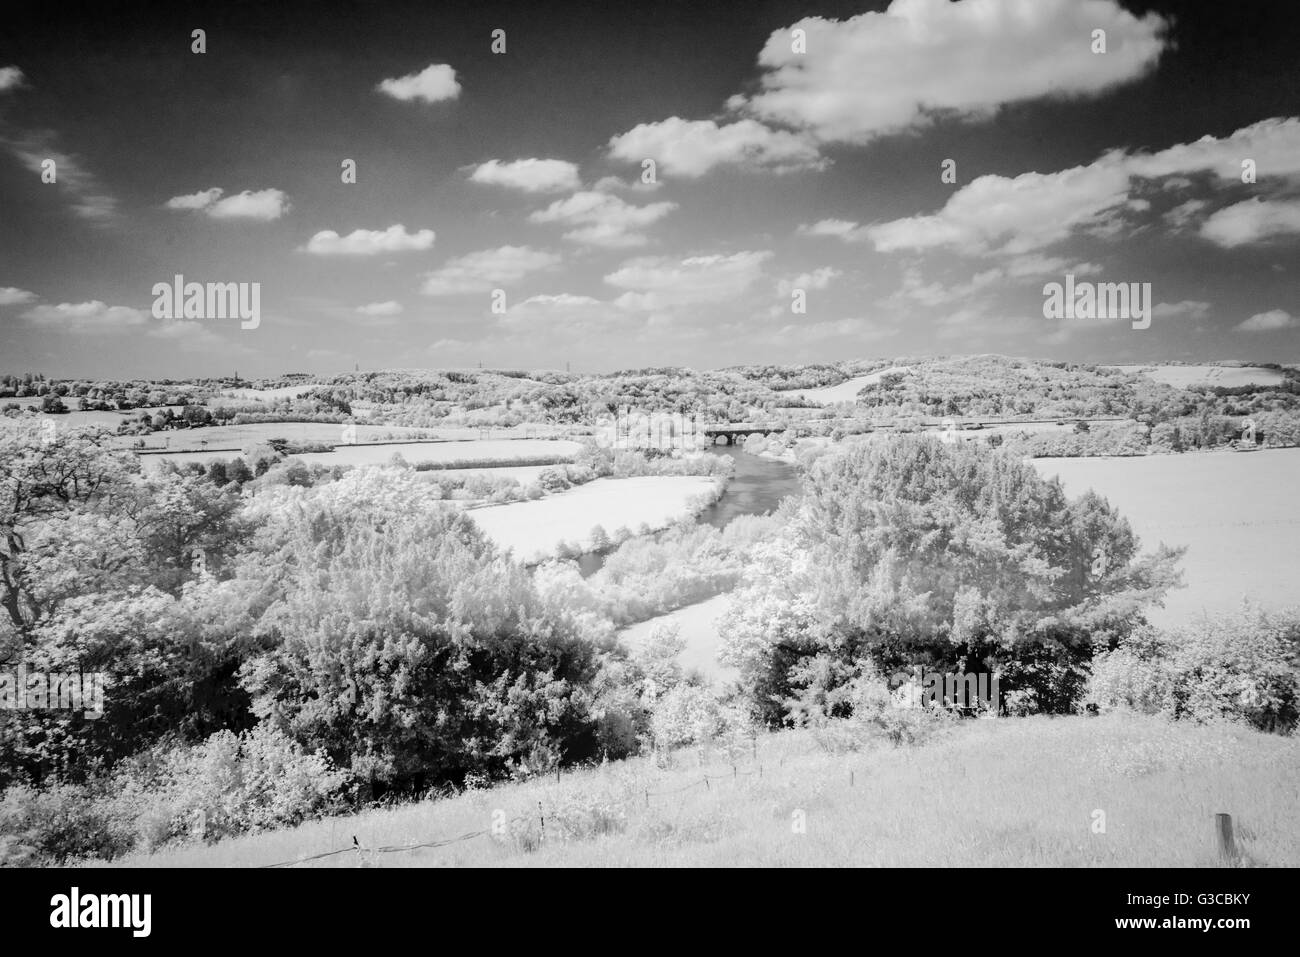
left=574, top=447, right=802, bottom=575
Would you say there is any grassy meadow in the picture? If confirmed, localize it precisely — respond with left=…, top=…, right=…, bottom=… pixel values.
left=1035, top=449, right=1300, bottom=626
left=101, top=714, right=1300, bottom=868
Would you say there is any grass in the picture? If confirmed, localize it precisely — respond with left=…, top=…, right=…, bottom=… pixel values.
left=1034, top=448, right=1300, bottom=627
left=1105, top=364, right=1286, bottom=389
left=100, top=714, right=1300, bottom=868
left=467, top=475, right=721, bottom=562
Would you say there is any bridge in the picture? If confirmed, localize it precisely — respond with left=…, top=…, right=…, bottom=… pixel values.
left=702, top=422, right=788, bottom=445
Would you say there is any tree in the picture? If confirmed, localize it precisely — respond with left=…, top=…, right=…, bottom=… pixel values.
left=720, top=436, right=1184, bottom=721
left=0, top=427, right=139, bottom=648
left=234, top=478, right=604, bottom=795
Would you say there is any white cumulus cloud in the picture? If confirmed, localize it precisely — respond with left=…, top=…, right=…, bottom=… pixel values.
left=737, top=0, right=1169, bottom=144
left=304, top=225, right=436, bottom=256
left=608, top=117, right=823, bottom=178
left=377, top=64, right=460, bottom=103
left=421, top=246, right=561, bottom=296
left=469, top=158, right=582, bottom=193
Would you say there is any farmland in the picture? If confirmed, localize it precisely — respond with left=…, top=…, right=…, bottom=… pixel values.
left=467, top=475, right=722, bottom=562
left=1034, top=448, right=1300, bottom=626
left=1104, top=364, right=1287, bottom=389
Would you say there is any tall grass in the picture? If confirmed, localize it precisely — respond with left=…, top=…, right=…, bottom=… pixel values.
left=97, top=714, right=1300, bottom=868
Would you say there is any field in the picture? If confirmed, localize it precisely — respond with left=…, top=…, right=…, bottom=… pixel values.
left=209, top=386, right=319, bottom=404
left=789, top=365, right=913, bottom=405
left=292, top=438, right=582, bottom=469
left=467, top=476, right=721, bottom=562
left=619, top=593, right=737, bottom=684
left=101, top=714, right=1300, bottom=868
left=1035, top=449, right=1300, bottom=626
left=141, top=435, right=581, bottom=470
left=1104, top=364, right=1286, bottom=389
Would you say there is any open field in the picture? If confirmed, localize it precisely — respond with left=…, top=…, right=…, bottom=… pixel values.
left=143, top=437, right=582, bottom=470
left=101, top=714, right=1300, bottom=868
left=1035, top=448, right=1300, bottom=626
left=468, top=476, right=720, bottom=562
left=210, top=386, right=319, bottom=404
left=1104, top=364, right=1286, bottom=389
left=619, top=593, right=737, bottom=684
left=789, top=365, right=913, bottom=405
left=294, top=438, right=582, bottom=468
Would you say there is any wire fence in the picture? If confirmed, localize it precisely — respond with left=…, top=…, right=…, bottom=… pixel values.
left=258, top=761, right=776, bottom=869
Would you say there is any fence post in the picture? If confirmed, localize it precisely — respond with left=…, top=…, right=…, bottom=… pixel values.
left=644, top=789, right=649, bottom=808
left=1215, top=813, right=1238, bottom=866
left=539, top=801, right=545, bottom=845
left=850, top=770, right=855, bottom=788
left=705, top=776, right=710, bottom=791
left=733, top=765, right=737, bottom=780
left=556, top=764, right=561, bottom=785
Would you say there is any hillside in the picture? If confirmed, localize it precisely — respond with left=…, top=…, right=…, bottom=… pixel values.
left=103, top=715, right=1300, bottom=868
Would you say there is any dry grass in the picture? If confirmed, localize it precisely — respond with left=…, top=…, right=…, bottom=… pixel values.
left=99, top=714, right=1300, bottom=868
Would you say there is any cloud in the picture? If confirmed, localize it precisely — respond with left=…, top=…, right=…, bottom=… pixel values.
left=0, top=66, right=26, bottom=93
left=19, top=300, right=249, bottom=352
left=420, top=245, right=561, bottom=296
left=22, top=301, right=149, bottom=334
left=0, top=131, right=118, bottom=220
left=1152, top=300, right=1211, bottom=320
left=165, top=188, right=224, bottom=210
left=866, top=157, right=1133, bottom=255
left=0, top=286, right=37, bottom=306
left=528, top=190, right=677, bottom=247
left=304, top=225, right=436, bottom=256
left=604, top=251, right=772, bottom=311
left=735, top=0, right=1169, bottom=144
left=1237, top=309, right=1296, bottom=332
left=356, top=300, right=404, bottom=317
left=767, top=317, right=897, bottom=345
left=1126, top=116, right=1300, bottom=182
left=469, top=158, right=581, bottom=193
left=165, top=187, right=289, bottom=220
left=797, top=219, right=869, bottom=241
left=1200, top=198, right=1300, bottom=248
left=501, top=294, right=625, bottom=334
left=208, top=189, right=290, bottom=220
left=777, top=267, right=840, bottom=295
left=863, top=117, right=1300, bottom=256
left=377, top=64, right=460, bottom=103
left=608, top=117, right=823, bottom=177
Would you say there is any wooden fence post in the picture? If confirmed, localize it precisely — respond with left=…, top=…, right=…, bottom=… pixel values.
left=1215, top=813, right=1238, bottom=866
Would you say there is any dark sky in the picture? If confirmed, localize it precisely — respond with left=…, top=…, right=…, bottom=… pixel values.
left=2, top=0, right=1298, bottom=377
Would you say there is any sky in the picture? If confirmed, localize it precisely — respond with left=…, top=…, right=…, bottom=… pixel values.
left=1, top=0, right=1299, bottom=378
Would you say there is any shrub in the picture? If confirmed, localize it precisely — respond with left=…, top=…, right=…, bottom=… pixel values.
left=1089, top=606, right=1300, bottom=732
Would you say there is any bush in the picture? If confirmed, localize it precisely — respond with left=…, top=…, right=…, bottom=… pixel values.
left=1089, top=606, right=1300, bottom=732
left=0, top=724, right=351, bottom=862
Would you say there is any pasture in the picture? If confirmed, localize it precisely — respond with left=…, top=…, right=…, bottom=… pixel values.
left=619, top=593, right=738, bottom=684
left=468, top=476, right=721, bottom=562
left=1035, top=448, right=1300, bottom=626
left=1105, top=364, right=1286, bottom=389
left=789, top=365, right=914, bottom=405
left=101, top=713, right=1300, bottom=868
